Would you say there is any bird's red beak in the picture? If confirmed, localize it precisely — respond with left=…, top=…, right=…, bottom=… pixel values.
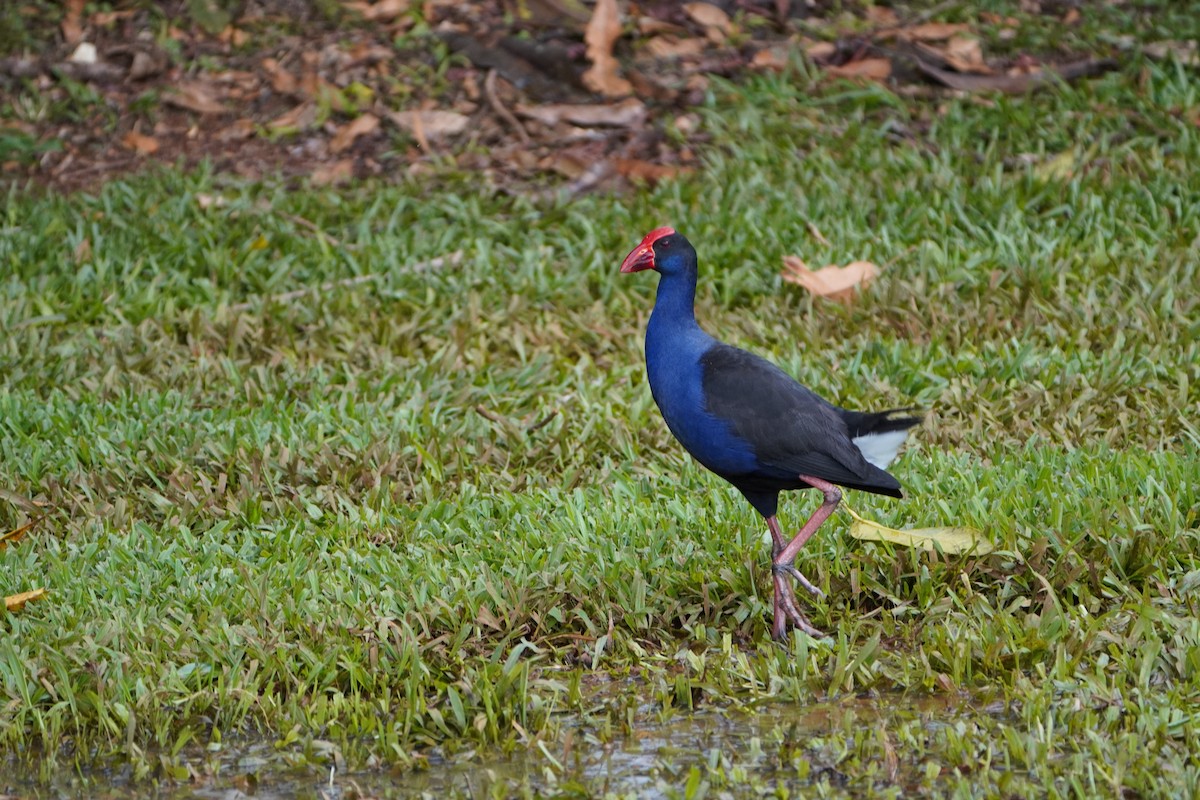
left=620, top=226, right=676, bottom=273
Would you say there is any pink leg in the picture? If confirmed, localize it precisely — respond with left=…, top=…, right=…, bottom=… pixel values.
left=766, top=475, right=842, bottom=640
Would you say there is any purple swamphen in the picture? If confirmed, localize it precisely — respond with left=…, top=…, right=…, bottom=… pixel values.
left=621, top=227, right=921, bottom=640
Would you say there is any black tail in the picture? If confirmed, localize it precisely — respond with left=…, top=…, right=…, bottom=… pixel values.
left=839, top=407, right=924, bottom=439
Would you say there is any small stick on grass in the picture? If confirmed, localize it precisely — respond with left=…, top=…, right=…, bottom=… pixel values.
left=485, top=69, right=530, bottom=144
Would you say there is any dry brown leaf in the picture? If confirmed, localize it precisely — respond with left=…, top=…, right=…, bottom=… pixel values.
left=805, top=41, right=838, bottom=61
left=636, top=16, right=687, bottom=36
left=92, top=9, right=137, bottom=25
left=582, top=0, right=633, bottom=97
left=646, top=35, right=706, bottom=59
left=903, top=22, right=971, bottom=41
left=262, top=57, right=298, bottom=94
left=218, top=26, right=250, bottom=46
left=752, top=46, right=790, bottom=72
left=542, top=149, right=592, bottom=179
left=73, top=237, right=91, bottom=264
left=311, top=160, right=355, bottom=186
left=388, top=110, right=470, bottom=140
left=1062, top=8, right=1081, bottom=25
left=62, top=0, right=85, bottom=44
left=330, top=113, right=380, bottom=153
left=218, top=118, right=256, bottom=142
left=939, top=36, right=991, bottom=74
left=121, top=131, right=160, bottom=154
left=614, top=157, right=689, bottom=184
left=267, top=102, right=317, bottom=131
left=825, top=57, right=892, bottom=81
left=163, top=81, right=226, bottom=114
left=865, top=6, right=900, bottom=27
left=516, top=98, right=645, bottom=128
left=475, top=604, right=503, bottom=631
left=128, top=49, right=169, bottom=81
left=342, top=0, right=410, bottom=21
left=684, top=3, right=731, bottom=34
left=980, top=12, right=1020, bottom=26
left=5, top=588, right=47, bottom=613
left=0, top=516, right=42, bottom=550
left=781, top=256, right=880, bottom=303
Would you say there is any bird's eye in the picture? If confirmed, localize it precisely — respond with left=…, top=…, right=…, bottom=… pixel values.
left=660, top=240, right=670, bottom=248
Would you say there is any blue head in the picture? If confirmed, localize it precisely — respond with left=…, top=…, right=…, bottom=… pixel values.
left=619, top=227, right=697, bottom=279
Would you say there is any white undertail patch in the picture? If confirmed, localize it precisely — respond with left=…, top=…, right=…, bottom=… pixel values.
left=852, top=429, right=910, bottom=469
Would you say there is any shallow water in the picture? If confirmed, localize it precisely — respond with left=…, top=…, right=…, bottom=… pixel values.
left=1, top=691, right=1007, bottom=799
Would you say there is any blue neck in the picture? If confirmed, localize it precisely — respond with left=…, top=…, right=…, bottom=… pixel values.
left=650, top=268, right=699, bottom=330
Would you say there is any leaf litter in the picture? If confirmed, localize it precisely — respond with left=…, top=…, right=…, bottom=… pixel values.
left=0, top=0, right=1127, bottom=193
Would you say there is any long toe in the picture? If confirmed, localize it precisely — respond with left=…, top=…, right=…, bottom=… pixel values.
left=772, top=574, right=824, bottom=639
left=771, top=581, right=788, bottom=640
left=773, top=561, right=826, bottom=599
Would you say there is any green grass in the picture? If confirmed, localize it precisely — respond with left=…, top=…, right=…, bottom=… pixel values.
left=3, top=11, right=1200, bottom=799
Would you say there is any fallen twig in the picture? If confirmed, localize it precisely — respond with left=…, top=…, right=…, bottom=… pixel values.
left=283, top=214, right=346, bottom=248
left=485, top=69, right=530, bottom=144
left=917, top=57, right=1117, bottom=93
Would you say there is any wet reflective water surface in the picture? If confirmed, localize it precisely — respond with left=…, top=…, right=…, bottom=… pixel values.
left=2, top=691, right=1007, bottom=798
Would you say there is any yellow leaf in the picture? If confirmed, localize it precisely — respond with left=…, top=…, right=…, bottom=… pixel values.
left=5, top=588, right=47, bottom=613
left=843, top=503, right=992, bottom=555
left=1035, top=150, right=1076, bottom=181
left=1, top=515, right=43, bottom=550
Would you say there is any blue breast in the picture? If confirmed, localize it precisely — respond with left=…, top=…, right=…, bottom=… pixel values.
left=645, top=314, right=757, bottom=477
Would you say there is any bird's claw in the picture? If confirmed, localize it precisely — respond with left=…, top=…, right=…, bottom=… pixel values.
left=772, top=573, right=823, bottom=639
left=771, top=560, right=825, bottom=599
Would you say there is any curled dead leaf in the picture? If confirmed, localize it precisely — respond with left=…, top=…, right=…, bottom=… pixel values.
left=684, top=2, right=731, bottom=36
left=582, top=0, right=633, bottom=97
left=825, top=57, right=892, bottom=81
left=806, top=41, right=838, bottom=61
left=218, top=118, right=257, bottom=142
left=902, top=22, right=972, bottom=41
left=781, top=255, right=880, bottom=303
left=387, top=109, right=470, bottom=140
left=330, top=112, right=380, bottom=153
left=262, top=57, right=298, bottom=94
left=614, top=157, right=689, bottom=184
left=865, top=6, right=900, bottom=27
left=941, top=36, right=991, bottom=74
left=0, top=515, right=43, bottom=550
left=752, top=46, right=790, bottom=72
left=121, top=130, right=159, bottom=154
left=62, top=0, right=85, bottom=45
left=267, top=102, right=317, bottom=132
left=311, top=159, right=355, bottom=186
left=342, top=0, right=410, bottom=21
left=516, top=98, right=645, bottom=128
left=163, top=81, right=226, bottom=114
left=646, top=36, right=706, bottom=59
left=5, top=588, right=47, bottom=613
